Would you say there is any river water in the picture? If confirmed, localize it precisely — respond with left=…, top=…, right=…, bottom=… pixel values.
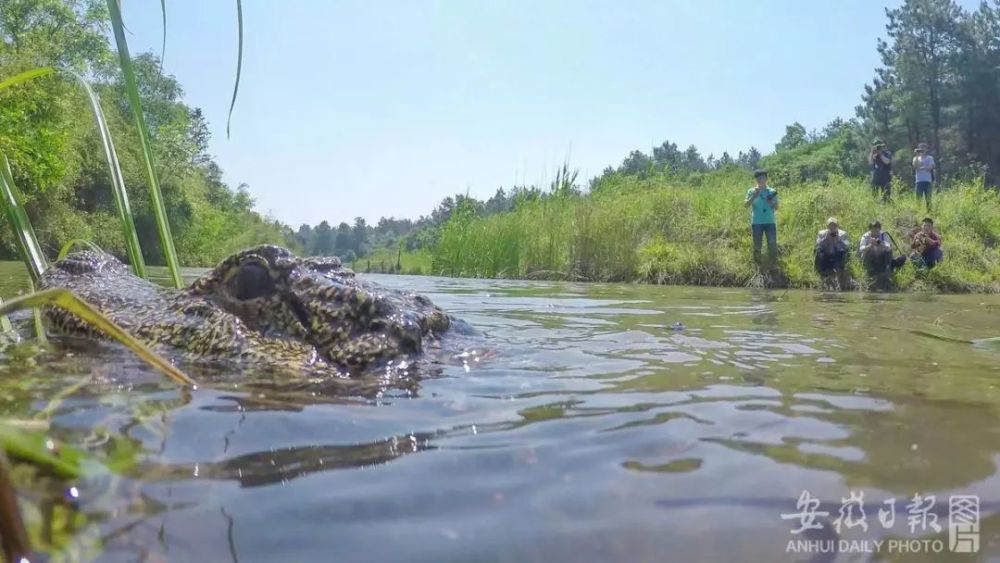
left=1, top=262, right=999, bottom=562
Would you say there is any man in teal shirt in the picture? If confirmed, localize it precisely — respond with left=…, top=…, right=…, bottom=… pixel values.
left=744, top=169, right=779, bottom=262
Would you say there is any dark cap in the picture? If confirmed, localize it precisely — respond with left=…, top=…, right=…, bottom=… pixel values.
left=873, top=139, right=885, bottom=147
left=753, top=168, right=768, bottom=178
left=869, top=220, right=882, bottom=229
left=916, top=142, right=928, bottom=151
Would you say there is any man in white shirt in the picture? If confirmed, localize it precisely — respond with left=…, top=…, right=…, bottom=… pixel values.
left=814, top=217, right=851, bottom=289
left=858, top=220, right=893, bottom=277
left=912, top=143, right=935, bottom=210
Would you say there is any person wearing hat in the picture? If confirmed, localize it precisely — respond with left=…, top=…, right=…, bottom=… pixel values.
left=744, top=168, right=779, bottom=263
left=868, top=139, right=893, bottom=202
left=911, top=143, right=935, bottom=210
left=814, top=217, right=851, bottom=289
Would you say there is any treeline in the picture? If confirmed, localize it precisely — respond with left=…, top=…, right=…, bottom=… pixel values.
left=292, top=182, right=574, bottom=262
left=0, top=0, right=296, bottom=266
left=860, top=0, right=1000, bottom=185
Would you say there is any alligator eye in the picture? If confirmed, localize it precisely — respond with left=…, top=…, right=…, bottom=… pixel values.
left=229, top=262, right=276, bottom=300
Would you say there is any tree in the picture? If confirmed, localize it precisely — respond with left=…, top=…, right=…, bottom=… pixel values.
left=652, top=141, right=683, bottom=173
left=351, top=216, right=368, bottom=257
left=333, top=222, right=352, bottom=255
left=682, top=145, right=707, bottom=172
left=619, top=150, right=653, bottom=177
left=775, top=122, right=809, bottom=151
left=737, top=147, right=762, bottom=169
left=295, top=224, right=313, bottom=250
left=312, top=221, right=335, bottom=255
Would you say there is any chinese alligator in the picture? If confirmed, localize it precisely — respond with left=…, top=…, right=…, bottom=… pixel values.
left=36, top=245, right=463, bottom=376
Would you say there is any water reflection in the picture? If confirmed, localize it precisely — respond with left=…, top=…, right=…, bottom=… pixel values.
left=139, top=432, right=437, bottom=488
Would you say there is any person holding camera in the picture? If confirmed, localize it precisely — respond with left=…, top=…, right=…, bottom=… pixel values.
left=744, top=168, right=779, bottom=263
left=858, top=220, right=896, bottom=277
left=912, top=143, right=935, bottom=210
left=908, top=217, right=943, bottom=269
left=815, top=217, right=851, bottom=288
left=868, top=139, right=893, bottom=202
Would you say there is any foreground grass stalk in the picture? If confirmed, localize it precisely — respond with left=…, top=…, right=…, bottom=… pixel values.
left=0, top=153, right=48, bottom=282
left=0, top=66, right=54, bottom=91
left=0, top=300, right=12, bottom=335
left=0, top=449, right=30, bottom=563
left=0, top=424, right=81, bottom=479
left=57, top=240, right=109, bottom=261
left=66, top=71, right=148, bottom=278
left=0, top=289, right=196, bottom=387
left=228, top=0, right=244, bottom=139
left=159, top=0, right=168, bottom=71
left=106, top=0, right=184, bottom=289
left=2, top=67, right=150, bottom=278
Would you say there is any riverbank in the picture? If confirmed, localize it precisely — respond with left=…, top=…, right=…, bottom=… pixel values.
left=415, top=171, right=999, bottom=293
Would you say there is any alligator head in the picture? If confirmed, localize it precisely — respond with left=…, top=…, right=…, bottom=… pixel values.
left=38, top=245, right=457, bottom=375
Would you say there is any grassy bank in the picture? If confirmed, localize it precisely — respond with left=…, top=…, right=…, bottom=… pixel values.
left=355, top=247, right=433, bottom=276
left=429, top=170, right=1000, bottom=292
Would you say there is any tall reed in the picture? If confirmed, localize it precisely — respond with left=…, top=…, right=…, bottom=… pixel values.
left=105, top=0, right=183, bottom=288
left=0, top=153, right=47, bottom=282
left=0, top=67, right=148, bottom=277
left=67, top=71, right=148, bottom=277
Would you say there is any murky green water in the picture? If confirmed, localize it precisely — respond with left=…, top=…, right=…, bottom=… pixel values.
left=1, top=260, right=999, bottom=562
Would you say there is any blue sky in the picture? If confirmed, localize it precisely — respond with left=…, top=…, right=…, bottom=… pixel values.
left=120, top=0, right=975, bottom=228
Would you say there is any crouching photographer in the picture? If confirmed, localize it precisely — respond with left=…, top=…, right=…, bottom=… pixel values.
left=815, top=217, right=851, bottom=289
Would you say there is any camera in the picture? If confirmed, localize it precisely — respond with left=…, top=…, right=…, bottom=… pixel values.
left=766, top=189, right=777, bottom=201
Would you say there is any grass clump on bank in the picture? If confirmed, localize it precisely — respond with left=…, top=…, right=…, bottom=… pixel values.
left=430, top=168, right=1000, bottom=293
left=355, top=247, right=433, bottom=275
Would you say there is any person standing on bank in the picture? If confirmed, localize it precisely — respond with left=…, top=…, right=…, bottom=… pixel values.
left=912, top=143, right=935, bottom=210
left=868, top=139, right=893, bottom=202
left=744, top=169, right=779, bottom=263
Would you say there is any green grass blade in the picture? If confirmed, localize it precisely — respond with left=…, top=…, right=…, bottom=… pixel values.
left=63, top=70, right=148, bottom=278
left=0, top=66, right=54, bottom=91
left=159, top=0, right=167, bottom=71
left=57, top=239, right=108, bottom=261
left=0, top=289, right=196, bottom=387
left=0, top=448, right=32, bottom=562
left=0, top=423, right=82, bottom=479
left=227, top=0, right=243, bottom=139
left=105, top=0, right=184, bottom=289
left=1, top=67, right=147, bottom=279
left=26, top=279, right=46, bottom=343
left=0, top=298, right=13, bottom=335
left=0, top=153, right=47, bottom=282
